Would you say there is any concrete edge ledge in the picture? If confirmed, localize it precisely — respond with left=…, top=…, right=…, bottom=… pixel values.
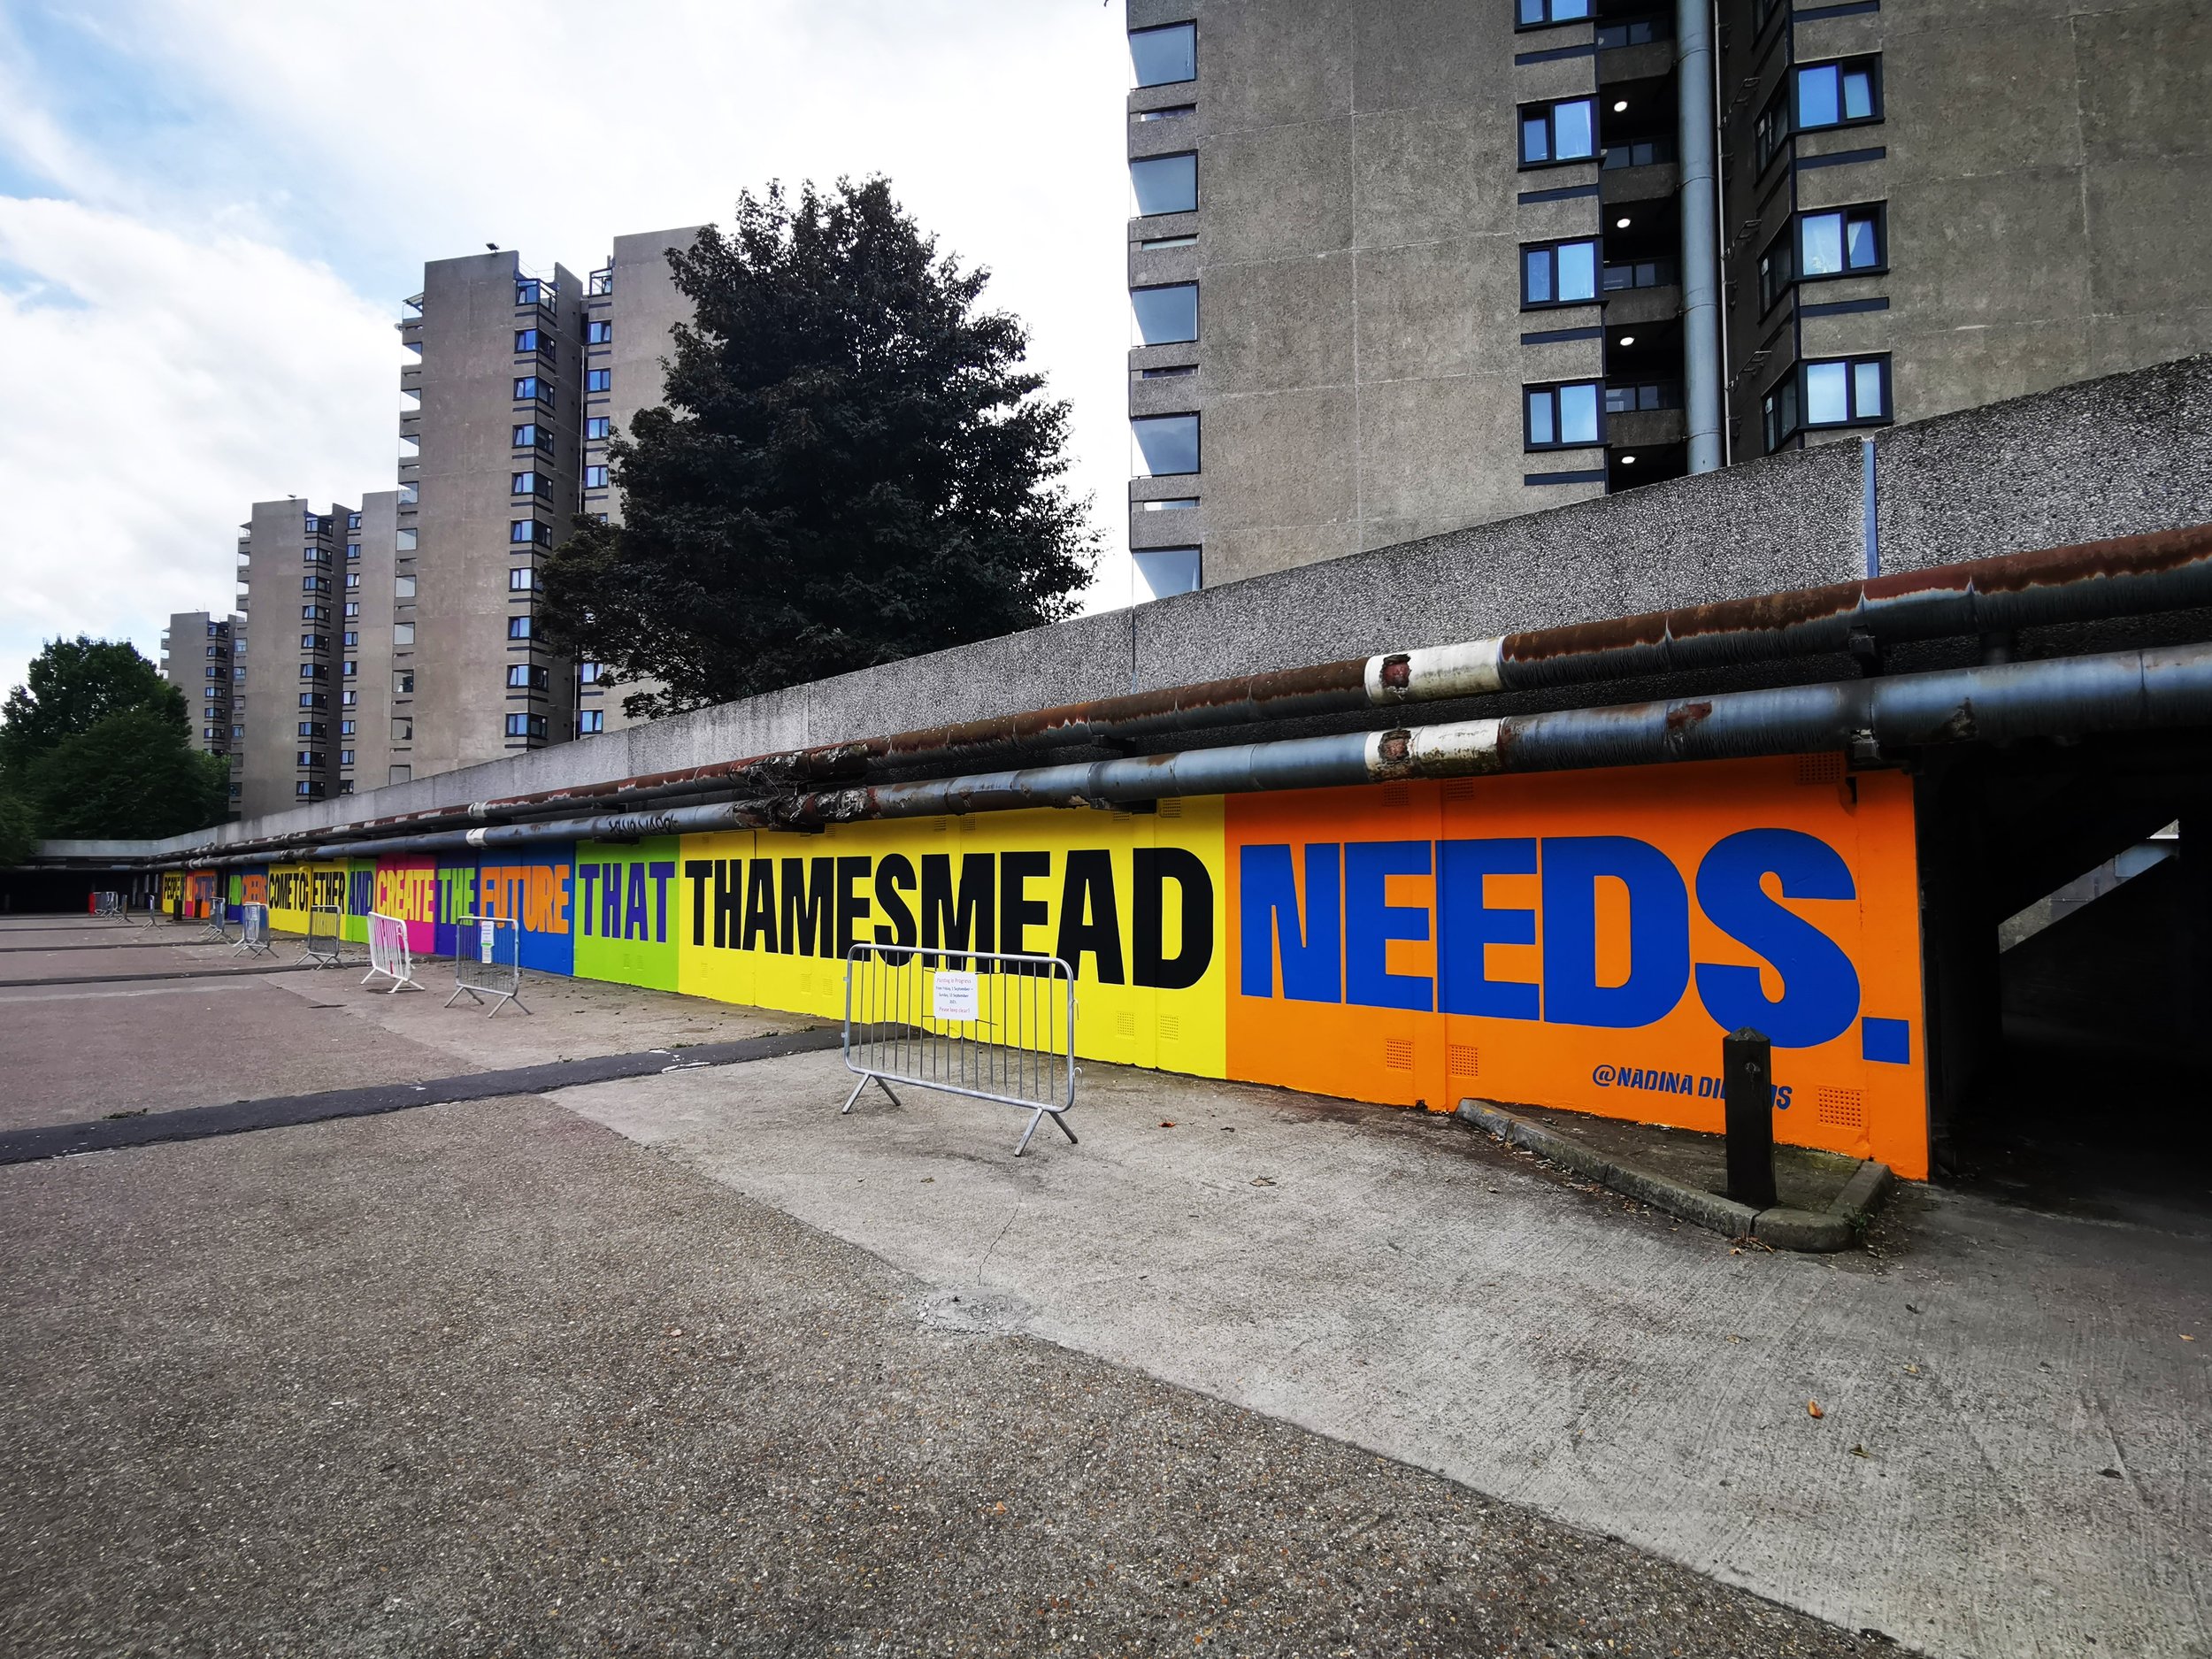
left=1455, top=1097, right=1892, bottom=1254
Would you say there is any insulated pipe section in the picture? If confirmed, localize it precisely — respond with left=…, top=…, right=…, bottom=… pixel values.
left=1677, top=0, right=1724, bottom=473
left=782, top=641, right=2212, bottom=823
left=1367, top=522, right=2212, bottom=700
left=152, top=523, right=2212, bottom=867
left=178, top=641, right=2212, bottom=860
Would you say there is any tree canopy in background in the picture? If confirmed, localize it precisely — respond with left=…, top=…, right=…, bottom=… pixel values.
left=0, top=636, right=229, bottom=843
left=542, top=177, right=1095, bottom=717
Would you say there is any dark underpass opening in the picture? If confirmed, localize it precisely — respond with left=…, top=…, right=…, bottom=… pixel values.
left=1921, top=734, right=2212, bottom=1227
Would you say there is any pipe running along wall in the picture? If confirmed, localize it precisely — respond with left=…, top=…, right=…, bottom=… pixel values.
left=159, top=523, right=2212, bottom=869
left=232, top=640, right=2212, bottom=864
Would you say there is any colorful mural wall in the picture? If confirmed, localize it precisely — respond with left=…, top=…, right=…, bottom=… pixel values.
left=182, top=755, right=1929, bottom=1175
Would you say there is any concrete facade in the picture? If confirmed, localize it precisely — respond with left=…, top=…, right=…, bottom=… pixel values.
left=1133, top=0, right=2212, bottom=593
left=344, top=491, right=403, bottom=794
left=1717, top=0, right=2212, bottom=459
left=578, top=227, right=703, bottom=739
left=403, top=253, right=585, bottom=783
left=236, top=500, right=349, bottom=818
left=156, top=610, right=241, bottom=780
left=166, top=353, right=2212, bottom=855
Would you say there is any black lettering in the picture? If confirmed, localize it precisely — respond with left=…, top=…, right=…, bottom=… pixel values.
left=1133, top=847, right=1215, bottom=990
left=780, top=856, right=834, bottom=957
left=921, top=852, right=995, bottom=970
left=874, top=854, right=918, bottom=963
left=834, top=856, right=872, bottom=961
left=684, top=859, right=713, bottom=947
left=743, top=858, right=778, bottom=953
left=713, top=857, right=744, bottom=950
left=999, top=851, right=1051, bottom=968
left=1055, top=850, right=1125, bottom=984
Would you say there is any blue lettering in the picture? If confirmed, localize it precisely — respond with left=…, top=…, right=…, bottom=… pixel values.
left=1239, top=844, right=1341, bottom=1002
left=1345, top=841, right=1433, bottom=1012
left=1693, top=829, right=1861, bottom=1048
left=1437, top=838, right=1540, bottom=1020
left=1540, top=837, right=1689, bottom=1028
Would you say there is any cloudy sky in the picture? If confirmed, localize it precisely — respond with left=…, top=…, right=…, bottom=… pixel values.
left=0, top=0, right=1133, bottom=697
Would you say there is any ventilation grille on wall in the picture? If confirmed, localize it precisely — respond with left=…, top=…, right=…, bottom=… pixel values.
left=1816, top=1087, right=1865, bottom=1129
left=1384, top=1037, right=1416, bottom=1071
left=1440, top=780, right=1477, bottom=804
left=1159, top=1014, right=1181, bottom=1042
left=1797, top=752, right=1847, bottom=786
left=1116, top=1010, right=1137, bottom=1038
left=1379, top=784, right=1410, bottom=810
left=1156, top=798, right=1183, bottom=818
left=1448, top=1043, right=1481, bottom=1077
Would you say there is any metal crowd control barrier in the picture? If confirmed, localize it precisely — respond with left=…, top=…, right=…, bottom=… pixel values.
left=841, top=943, right=1079, bottom=1156
left=233, top=902, right=275, bottom=956
left=361, top=912, right=424, bottom=994
left=299, top=903, right=344, bottom=968
left=446, top=913, right=529, bottom=1017
left=90, top=891, right=122, bottom=918
left=198, top=903, right=232, bottom=944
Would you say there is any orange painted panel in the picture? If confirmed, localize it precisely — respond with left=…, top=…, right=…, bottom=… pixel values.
left=1224, top=757, right=1928, bottom=1179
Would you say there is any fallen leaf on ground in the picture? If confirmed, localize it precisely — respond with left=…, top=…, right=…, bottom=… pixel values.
left=1850, top=1443, right=1870, bottom=1458
left=1159, top=1120, right=1176, bottom=1128
left=1808, top=1401, right=1824, bottom=1419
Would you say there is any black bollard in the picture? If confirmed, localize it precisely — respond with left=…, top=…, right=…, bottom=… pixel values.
left=1723, top=1028, right=1778, bottom=1210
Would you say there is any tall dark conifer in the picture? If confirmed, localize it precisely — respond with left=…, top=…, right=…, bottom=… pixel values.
left=544, top=178, right=1094, bottom=716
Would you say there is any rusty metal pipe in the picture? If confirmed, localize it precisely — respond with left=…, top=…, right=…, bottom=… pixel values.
left=186, top=639, right=2212, bottom=865
left=156, top=523, right=2212, bottom=866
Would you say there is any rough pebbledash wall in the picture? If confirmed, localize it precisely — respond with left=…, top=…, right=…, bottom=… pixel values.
left=128, top=354, right=2212, bottom=858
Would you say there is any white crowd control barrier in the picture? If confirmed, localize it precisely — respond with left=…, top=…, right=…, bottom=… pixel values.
left=841, top=943, right=1079, bottom=1156
left=233, top=902, right=275, bottom=956
left=90, top=891, right=122, bottom=918
left=361, top=912, right=424, bottom=994
left=299, top=903, right=344, bottom=968
left=446, top=914, right=529, bottom=1017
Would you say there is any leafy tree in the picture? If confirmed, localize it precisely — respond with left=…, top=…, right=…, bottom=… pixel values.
left=0, top=789, right=35, bottom=866
left=0, top=635, right=186, bottom=774
left=542, top=178, right=1095, bottom=716
left=0, top=636, right=227, bottom=841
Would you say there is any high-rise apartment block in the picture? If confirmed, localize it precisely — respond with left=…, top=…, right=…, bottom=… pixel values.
left=1123, top=0, right=2208, bottom=594
left=580, top=227, right=701, bottom=738
left=229, top=230, right=700, bottom=819
left=234, top=495, right=398, bottom=814
left=157, top=610, right=244, bottom=801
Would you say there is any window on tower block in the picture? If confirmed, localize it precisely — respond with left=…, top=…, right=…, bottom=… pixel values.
left=1519, top=97, right=1597, bottom=166
left=1517, top=0, right=1591, bottom=22
left=1127, top=22, right=1194, bottom=87
left=1131, top=414, right=1200, bottom=477
left=586, top=368, right=611, bottom=392
left=1130, top=283, right=1199, bottom=346
left=1521, top=238, right=1601, bottom=307
left=1525, top=380, right=1603, bottom=449
left=579, top=709, right=605, bottom=734
left=584, top=465, right=609, bottom=489
left=586, top=416, right=611, bottom=440
left=509, top=616, right=532, bottom=640
left=1130, top=153, right=1198, bottom=217
left=587, top=319, right=612, bottom=344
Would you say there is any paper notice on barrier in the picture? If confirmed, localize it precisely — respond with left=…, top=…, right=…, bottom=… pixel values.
left=932, top=970, right=979, bottom=1023
left=479, top=920, right=495, bottom=964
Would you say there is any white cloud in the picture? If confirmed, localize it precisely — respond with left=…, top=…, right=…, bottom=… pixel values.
left=0, top=199, right=395, bottom=692
left=0, top=0, right=1142, bottom=708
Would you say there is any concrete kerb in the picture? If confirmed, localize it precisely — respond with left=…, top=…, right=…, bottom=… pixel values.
left=1455, top=1096, right=1893, bottom=1252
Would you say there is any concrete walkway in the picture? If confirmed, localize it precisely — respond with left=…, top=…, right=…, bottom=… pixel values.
left=558, top=1047, right=2212, bottom=1659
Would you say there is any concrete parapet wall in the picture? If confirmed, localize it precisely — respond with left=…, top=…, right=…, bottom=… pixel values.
left=120, top=356, right=2212, bottom=858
